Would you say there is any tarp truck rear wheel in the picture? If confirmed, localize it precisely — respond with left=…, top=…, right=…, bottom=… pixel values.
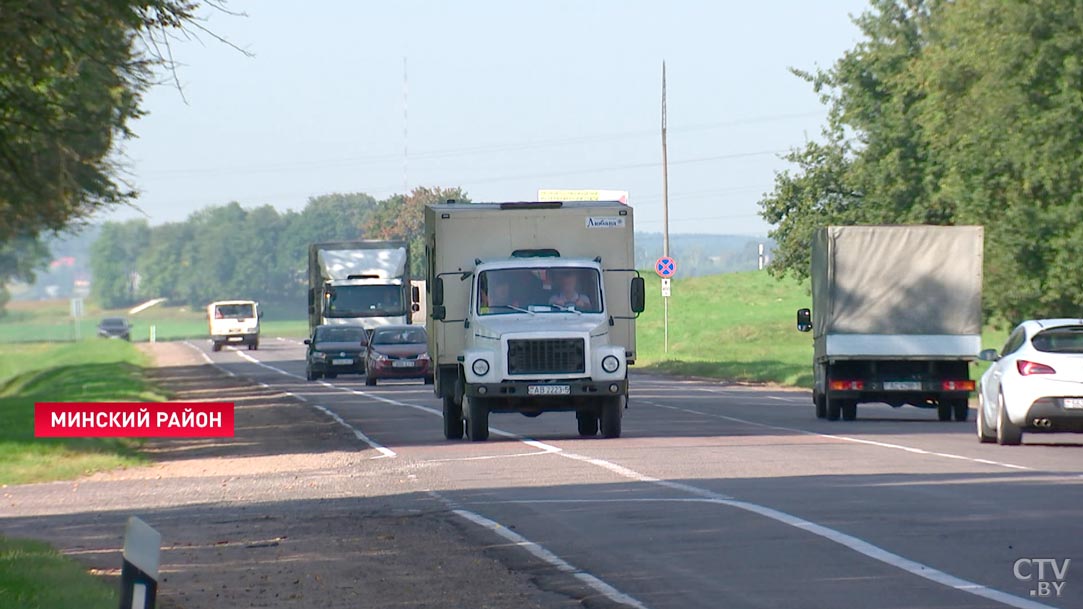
left=600, top=396, right=623, bottom=438
left=826, top=394, right=842, bottom=421
left=937, top=401, right=953, bottom=421
left=952, top=398, right=969, bottom=422
left=841, top=400, right=857, bottom=421
left=443, top=396, right=464, bottom=440
left=814, top=393, right=826, bottom=419
left=466, top=397, right=490, bottom=441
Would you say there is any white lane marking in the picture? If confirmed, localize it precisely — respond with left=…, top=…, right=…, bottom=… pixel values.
left=641, top=399, right=1033, bottom=472
left=450, top=507, right=650, bottom=609
left=225, top=346, right=1053, bottom=609
left=182, top=341, right=234, bottom=376
left=472, top=496, right=1056, bottom=609
left=422, top=449, right=557, bottom=463
left=308, top=403, right=396, bottom=459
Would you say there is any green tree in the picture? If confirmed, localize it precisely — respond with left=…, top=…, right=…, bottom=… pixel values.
left=90, top=219, right=150, bottom=308
left=365, top=186, right=470, bottom=276
left=0, top=1, right=204, bottom=241
left=760, top=0, right=1083, bottom=322
left=0, top=234, right=49, bottom=315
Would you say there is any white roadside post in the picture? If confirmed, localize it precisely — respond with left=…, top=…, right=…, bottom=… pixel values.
left=120, top=516, right=161, bottom=609
left=70, top=297, right=84, bottom=341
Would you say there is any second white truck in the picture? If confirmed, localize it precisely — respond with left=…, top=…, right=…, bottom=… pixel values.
left=307, top=241, right=413, bottom=331
left=425, top=200, right=644, bottom=441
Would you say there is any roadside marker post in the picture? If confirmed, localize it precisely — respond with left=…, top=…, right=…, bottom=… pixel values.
left=655, top=257, right=677, bottom=353
left=120, top=516, right=161, bottom=609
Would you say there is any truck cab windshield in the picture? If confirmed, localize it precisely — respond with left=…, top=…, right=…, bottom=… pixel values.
left=215, top=304, right=254, bottom=319
left=326, top=285, right=404, bottom=317
left=478, top=267, right=602, bottom=315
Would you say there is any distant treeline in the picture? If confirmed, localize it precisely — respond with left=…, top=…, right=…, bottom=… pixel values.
left=635, top=233, right=771, bottom=277
left=89, top=187, right=465, bottom=310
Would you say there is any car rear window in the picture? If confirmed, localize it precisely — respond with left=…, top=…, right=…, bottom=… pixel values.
left=372, top=327, right=427, bottom=345
left=101, top=318, right=126, bottom=327
left=1031, top=326, right=1083, bottom=353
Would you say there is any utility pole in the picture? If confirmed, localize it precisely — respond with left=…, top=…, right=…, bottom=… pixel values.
left=661, top=61, right=670, bottom=353
left=403, top=56, right=409, bottom=196
left=661, top=61, right=670, bottom=258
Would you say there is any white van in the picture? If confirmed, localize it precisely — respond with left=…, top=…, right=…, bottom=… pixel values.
left=207, top=300, right=261, bottom=352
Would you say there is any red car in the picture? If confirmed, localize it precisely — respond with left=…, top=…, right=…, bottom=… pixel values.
left=364, top=325, right=433, bottom=386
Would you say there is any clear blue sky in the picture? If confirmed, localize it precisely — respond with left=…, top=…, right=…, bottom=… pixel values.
left=110, top=0, right=868, bottom=235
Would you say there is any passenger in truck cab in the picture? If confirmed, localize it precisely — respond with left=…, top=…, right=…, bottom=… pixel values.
left=549, top=271, right=592, bottom=310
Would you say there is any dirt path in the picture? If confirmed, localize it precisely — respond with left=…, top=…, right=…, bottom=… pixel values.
left=0, top=342, right=577, bottom=608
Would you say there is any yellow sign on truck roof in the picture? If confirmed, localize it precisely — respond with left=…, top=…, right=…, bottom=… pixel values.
left=537, top=189, right=629, bottom=205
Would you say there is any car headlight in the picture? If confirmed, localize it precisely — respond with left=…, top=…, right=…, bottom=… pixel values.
left=371, top=351, right=388, bottom=361
left=601, top=355, right=620, bottom=374
left=313, top=352, right=328, bottom=360
left=418, top=352, right=430, bottom=360
left=472, top=359, right=490, bottom=376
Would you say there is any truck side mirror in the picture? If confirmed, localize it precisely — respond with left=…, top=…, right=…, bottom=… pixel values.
left=303, top=339, right=311, bottom=345
left=433, top=278, right=444, bottom=306
left=630, top=277, right=645, bottom=313
left=258, top=311, right=264, bottom=319
left=412, top=285, right=421, bottom=303
left=796, top=308, right=812, bottom=332
left=432, top=305, right=446, bottom=321
left=978, top=348, right=1000, bottom=362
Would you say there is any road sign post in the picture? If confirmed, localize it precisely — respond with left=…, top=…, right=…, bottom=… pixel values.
left=70, top=297, right=84, bottom=341
left=655, top=257, right=677, bottom=353
left=120, top=516, right=160, bottom=609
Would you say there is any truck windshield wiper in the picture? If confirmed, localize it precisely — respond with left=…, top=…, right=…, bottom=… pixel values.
left=494, top=304, right=535, bottom=315
left=550, top=304, right=583, bottom=315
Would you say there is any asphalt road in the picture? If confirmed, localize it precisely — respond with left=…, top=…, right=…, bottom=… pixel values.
left=190, top=337, right=1083, bottom=609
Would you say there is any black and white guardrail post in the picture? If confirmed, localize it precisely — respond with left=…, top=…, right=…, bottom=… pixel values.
left=119, top=516, right=160, bottom=609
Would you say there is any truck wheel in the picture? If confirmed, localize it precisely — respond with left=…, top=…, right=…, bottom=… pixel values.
left=952, top=399, right=969, bottom=422
left=937, top=401, right=953, bottom=421
left=250, top=341, right=259, bottom=351
left=466, top=397, right=490, bottom=441
left=814, top=393, right=826, bottom=419
left=600, top=396, right=623, bottom=438
left=306, top=368, right=320, bottom=381
left=211, top=342, right=222, bottom=352
left=443, top=396, right=464, bottom=440
left=841, top=400, right=858, bottom=421
left=826, top=395, right=842, bottom=421
left=365, top=375, right=376, bottom=386
left=325, top=371, right=338, bottom=379
left=424, top=375, right=434, bottom=385
left=996, top=393, right=1022, bottom=445
left=577, top=412, right=599, bottom=437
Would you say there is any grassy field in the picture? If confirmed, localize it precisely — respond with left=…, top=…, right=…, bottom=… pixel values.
left=0, top=536, right=117, bottom=609
left=0, top=299, right=308, bottom=343
left=0, top=340, right=164, bottom=485
left=634, top=271, right=1010, bottom=387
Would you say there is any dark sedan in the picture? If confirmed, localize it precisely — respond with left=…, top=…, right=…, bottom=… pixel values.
left=97, top=317, right=131, bottom=341
left=305, top=325, right=369, bottom=381
left=364, top=325, right=432, bottom=386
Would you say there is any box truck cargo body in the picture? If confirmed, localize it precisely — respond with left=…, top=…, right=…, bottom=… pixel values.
left=425, top=201, right=644, bottom=441
left=797, top=225, right=984, bottom=421
left=308, top=241, right=411, bottom=331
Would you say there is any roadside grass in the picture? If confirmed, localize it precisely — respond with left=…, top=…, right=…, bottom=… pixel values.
left=0, top=299, right=308, bottom=343
left=0, top=340, right=164, bottom=485
left=0, top=537, right=116, bottom=609
left=635, top=271, right=1011, bottom=388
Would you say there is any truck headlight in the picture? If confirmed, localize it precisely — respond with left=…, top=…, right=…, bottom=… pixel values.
left=601, top=355, right=620, bottom=373
left=472, top=359, right=490, bottom=376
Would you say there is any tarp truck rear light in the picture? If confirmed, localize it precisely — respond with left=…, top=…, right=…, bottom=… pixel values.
left=830, top=380, right=865, bottom=391
left=941, top=380, right=976, bottom=391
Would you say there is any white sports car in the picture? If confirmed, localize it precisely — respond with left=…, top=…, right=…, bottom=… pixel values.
left=977, top=319, right=1083, bottom=445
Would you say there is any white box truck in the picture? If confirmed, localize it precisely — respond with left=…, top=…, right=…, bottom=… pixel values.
left=797, top=225, right=984, bottom=421
left=425, top=201, right=645, bottom=441
left=207, top=300, right=261, bottom=352
left=307, top=241, right=416, bottom=331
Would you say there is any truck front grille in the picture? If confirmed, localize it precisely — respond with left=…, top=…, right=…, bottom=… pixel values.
left=507, top=338, right=585, bottom=375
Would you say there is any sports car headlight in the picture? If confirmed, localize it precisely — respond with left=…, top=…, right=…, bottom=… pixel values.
left=601, top=355, right=620, bottom=373
left=472, top=359, right=490, bottom=376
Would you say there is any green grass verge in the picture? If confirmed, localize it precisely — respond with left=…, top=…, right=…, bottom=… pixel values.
left=0, top=341, right=164, bottom=485
left=0, top=536, right=117, bottom=608
left=0, top=299, right=308, bottom=343
left=634, top=270, right=1011, bottom=387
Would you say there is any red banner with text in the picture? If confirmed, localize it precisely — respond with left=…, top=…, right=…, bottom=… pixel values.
left=35, top=402, right=235, bottom=438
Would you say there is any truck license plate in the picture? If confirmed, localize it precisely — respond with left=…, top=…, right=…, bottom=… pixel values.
left=392, top=360, right=415, bottom=368
left=332, top=358, right=353, bottom=366
left=528, top=385, right=570, bottom=396
left=1064, top=398, right=1083, bottom=409
left=884, top=381, right=922, bottom=391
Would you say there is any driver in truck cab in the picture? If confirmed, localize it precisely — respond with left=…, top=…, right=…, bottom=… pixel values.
left=549, top=270, right=592, bottom=310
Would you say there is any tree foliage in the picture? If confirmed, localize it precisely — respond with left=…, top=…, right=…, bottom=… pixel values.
left=760, top=0, right=1083, bottom=322
left=364, top=186, right=470, bottom=276
left=0, top=0, right=202, bottom=241
left=0, top=233, right=49, bottom=315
